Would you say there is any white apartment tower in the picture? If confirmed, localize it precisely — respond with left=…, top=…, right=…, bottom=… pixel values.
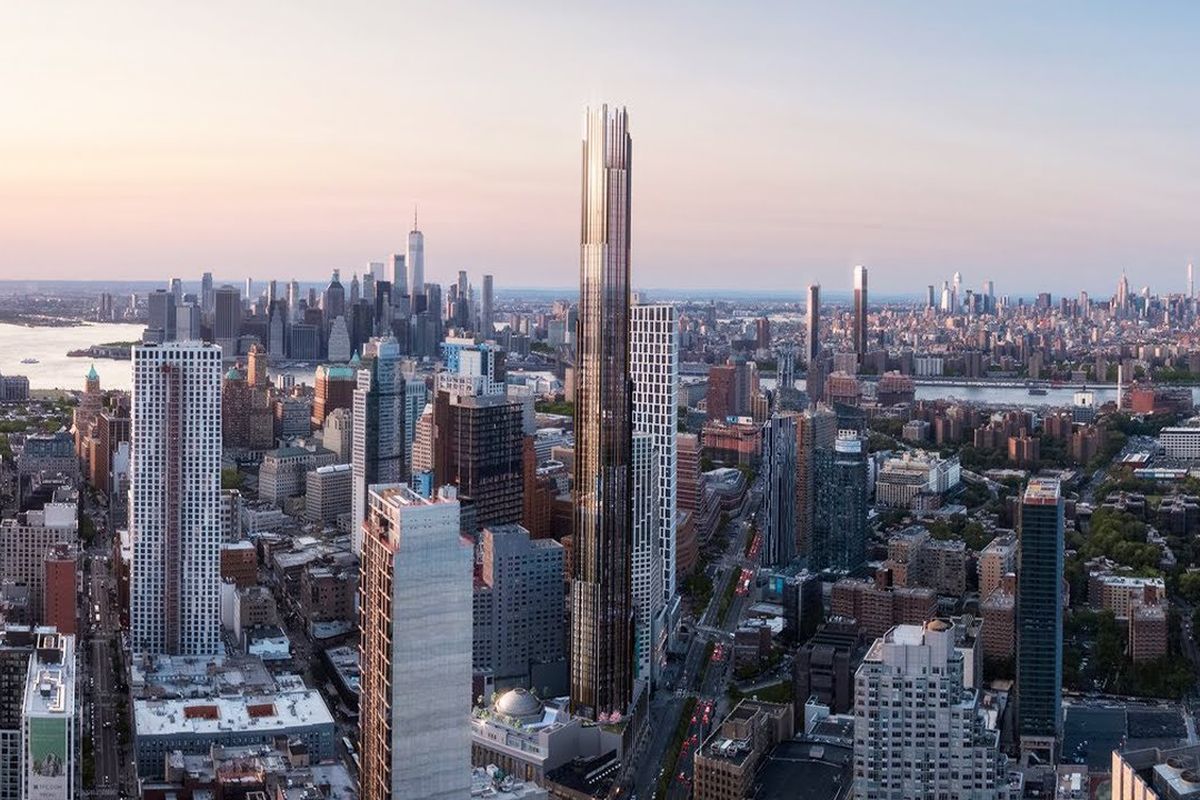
left=358, top=484, right=472, bottom=800
left=854, top=620, right=1011, bottom=800
left=130, top=342, right=222, bottom=656
left=631, top=432, right=664, bottom=686
left=630, top=303, right=679, bottom=604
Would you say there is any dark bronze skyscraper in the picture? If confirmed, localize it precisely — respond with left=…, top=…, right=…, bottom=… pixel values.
left=853, top=264, right=868, bottom=361
left=806, top=283, right=821, bottom=366
left=571, top=105, right=634, bottom=719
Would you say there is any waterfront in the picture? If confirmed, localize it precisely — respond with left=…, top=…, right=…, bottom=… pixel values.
left=0, top=323, right=320, bottom=391
left=765, top=377, right=1200, bottom=408
left=3, top=321, right=1200, bottom=409
left=0, top=322, right=144, bottom=391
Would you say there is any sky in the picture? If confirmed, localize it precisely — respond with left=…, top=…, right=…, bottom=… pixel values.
left=1, top=1, right=1198, bottom=295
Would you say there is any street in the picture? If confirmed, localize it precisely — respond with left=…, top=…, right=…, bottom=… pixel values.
left=627, top=475, right=763, bottom=799
left=77, top=493, right=136, bottom=800
left=82, top=550, right=126, bottom=797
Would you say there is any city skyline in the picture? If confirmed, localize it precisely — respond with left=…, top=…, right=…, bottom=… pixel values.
left=8, top=8, right=1200, bottom=799
left=3, top=4, right=1199, bottom=293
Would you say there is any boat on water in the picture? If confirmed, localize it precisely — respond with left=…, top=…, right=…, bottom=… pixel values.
left=1028, top=387, right=1048, bottom=396
left=20, top=358, right=39, bottom=364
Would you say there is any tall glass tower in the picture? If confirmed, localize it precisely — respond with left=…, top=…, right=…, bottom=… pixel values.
left=571, top=105, right=634, bottom=719
left=407, top=211, right=425, bottom=312
left=1016, top=478, right=1064, bottom=763
left=853, top=264, right=868, bottom=361
left=805, top=283, right=821, bottom=366
left=811, top=430, right=868, bottom=572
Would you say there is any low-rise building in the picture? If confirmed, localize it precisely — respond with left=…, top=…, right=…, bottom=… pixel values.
left=978, top=533, right=1017, bottom=600
left=258, top=446, right=338, bottom=507
left=792, top=619, right=862, bottom=730
left=875, top=452, right=961, bottom=509
left=750, top=717, right=854, bottom=800
left=829, top=574, right=937, bottom=640
left=1088, top=573, right=1167, bottom=620
left=219, top=540, right=258, bottom=589
left=134, top=689, right=335, bottom=779
left=693, top=700, right=793, bottom=800
left=1130, top=596, right=1169, bottom=663
left=981, top=575, right=1016, bottom=662
left=299, top=561, right=357, bottom=630
left=1112, top=743, right=1200, bottom=800
left=469, top=689, right=621, bottom=788
left=305, top=463, right=353, bottom=526
left=140, top=740, right=357, bottom=800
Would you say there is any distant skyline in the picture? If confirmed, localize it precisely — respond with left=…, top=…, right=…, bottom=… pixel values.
left=2, top=3, right=1197, bottom=294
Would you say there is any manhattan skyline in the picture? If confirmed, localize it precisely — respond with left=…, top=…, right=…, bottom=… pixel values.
left=2, top=3, right=1198, bottom=293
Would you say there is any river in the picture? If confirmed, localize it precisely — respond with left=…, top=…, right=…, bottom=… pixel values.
left=0, top=323, right=318, bottom=392
left=765, top=377, right=1200, bottom=408
left=5, top=322, right=1200, bottom=407
left=0, top=322, right=144, bottom=391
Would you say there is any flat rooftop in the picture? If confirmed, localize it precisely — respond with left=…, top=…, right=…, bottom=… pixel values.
left=135, top=689, right=334, bottom=738
left=370, top=482, right=435, bottom=507
left=23, top=632, right=75, bottom=718
left=1063, top=703, right=1187, bottom=769
left=752, top=738, right=854, bottom=800
left=130, top=653, right=276, bottom=700
left=1024, top=478, right=1062, bottom=505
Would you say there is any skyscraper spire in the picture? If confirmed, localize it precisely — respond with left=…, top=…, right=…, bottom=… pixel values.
left=412, top=204, right=418, bottom=232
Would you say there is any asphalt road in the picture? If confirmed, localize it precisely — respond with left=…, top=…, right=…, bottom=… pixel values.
left=83, top=549, right=124, bottom=797
left=627, top=477, right=763, bottom=799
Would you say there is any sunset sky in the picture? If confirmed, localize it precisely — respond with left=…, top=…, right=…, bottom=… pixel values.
left=2, top=2, right=1198, bottom=294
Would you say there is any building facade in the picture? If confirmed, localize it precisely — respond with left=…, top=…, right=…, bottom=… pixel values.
left=852, top=265, right=868, bottom=360
left=630, top=303, right=679, bottom=605
left=854, top=621, right=1010, bottom=800
left=130, top=342, right=222, bottom=655
left=761, top=413, right=797, bottom=567
left=351, top=337, right=406, bottom=554
left=571, top=105, right=634, bottom=720
left=1016, top=478, right=1064, bottom=762
left=358, top=484, right=472, bottom=800
left=473, top=525, right=565, bottom=688
left=811, top=432, right=868, bottom=573
left=795, top=405, right=838, bottom=556
left=433, top=387, right=525, bottom=530
left=21, top=631, right=77, bottom=800
left=630, top=433, right=663, bottom=686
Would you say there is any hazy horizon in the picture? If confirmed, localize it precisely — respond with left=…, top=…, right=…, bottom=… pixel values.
left=2, top=2, right=1197, bottom=294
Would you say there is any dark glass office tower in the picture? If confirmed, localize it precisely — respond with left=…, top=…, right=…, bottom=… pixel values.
left=1016, top=478, right=1064, bottom=763
left=570, top=104, right=634, bottom=719
left=810, top=431, right=868, bottom=572
left=762, top=412, right=797, bottom=567
left=806, top=283, right=821, bottom=365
